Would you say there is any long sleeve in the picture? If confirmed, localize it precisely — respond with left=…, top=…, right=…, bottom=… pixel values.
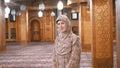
left=53, top=47, right=58, bottom=68
left=66, top=38, right=81, bottom=68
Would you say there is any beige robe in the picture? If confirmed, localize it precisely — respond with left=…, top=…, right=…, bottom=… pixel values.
left=53, top=33, right=81, bottom=68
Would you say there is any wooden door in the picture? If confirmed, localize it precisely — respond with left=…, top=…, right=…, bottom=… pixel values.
left=31, top=20, right=40, bottom=41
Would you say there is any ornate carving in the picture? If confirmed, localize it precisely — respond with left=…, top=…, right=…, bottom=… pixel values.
left=93, top=0, right=113, bottom=58
left=92, top=0, right=113, bottom=67
left=29, top=11, right=55, bottom=41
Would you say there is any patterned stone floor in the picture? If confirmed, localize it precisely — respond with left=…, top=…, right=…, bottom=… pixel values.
left=0, top=42, right=117, bottom=68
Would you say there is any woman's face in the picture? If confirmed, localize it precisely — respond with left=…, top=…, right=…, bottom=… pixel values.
left=57, top=20, right=67, bottom=33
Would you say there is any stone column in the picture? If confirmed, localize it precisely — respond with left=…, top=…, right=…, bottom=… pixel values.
left=90, top=0, right=113, bottom=68
left=116, top=0, right=120, bottom=68
left=20, top=9, right=28, bottom=45
left=0, top=0, right=6, bottom=52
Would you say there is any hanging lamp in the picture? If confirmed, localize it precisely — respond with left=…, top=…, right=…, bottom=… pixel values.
left=67, top=0, right=72, bottom=5
left=5, top=0, right=10, bottom=3
left=5, top=6, right=10, bottom=14
left=38, top=11, right=43, bottom=17
left=57, top=1, right=63, bottom=10
left=39, top=0, right=45, bottom=10
left=51, top=11, right=55, bottom=16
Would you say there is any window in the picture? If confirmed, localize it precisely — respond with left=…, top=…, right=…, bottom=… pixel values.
left=10, top=28, right=16, bottom=39
left=71, top=12, right=79, bottom=20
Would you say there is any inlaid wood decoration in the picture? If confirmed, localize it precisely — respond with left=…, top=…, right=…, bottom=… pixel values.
left=29, top=10, right=55, bottom=42
left=5, top=10, right=55, bottom=42
left=92, top=0, right=113, bottom=68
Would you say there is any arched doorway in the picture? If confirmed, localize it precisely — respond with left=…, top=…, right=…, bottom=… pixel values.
left=31, top=20, right=40, bottom=41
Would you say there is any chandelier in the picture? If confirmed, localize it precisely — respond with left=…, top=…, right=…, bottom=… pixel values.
left=38, top=0, right=45, bottom=17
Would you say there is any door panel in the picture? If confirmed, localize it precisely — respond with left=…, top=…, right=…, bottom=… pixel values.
left=31, top=20, right=40, bottom=41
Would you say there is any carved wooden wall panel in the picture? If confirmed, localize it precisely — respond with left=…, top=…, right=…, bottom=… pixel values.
left=44, top=11, right=55, bottom=41
left=82, top=5, right=91, bottom=45
left=20, top=10, right=28, bottom=45
left=16, top=16, right=21, bottom=42
left=0, top=0, right=6, bottom=52
left=29, top=10, right=55, bottom=42
left=31, top=20, right=40, bottom=41
left=5, top=14, right=21, bottom=42
left=5, top=9, right=78, bottom=42
left=81, top=5, right=91, bottom=52
left=67, top=8, right=79, bottom=35
left=6, top=18, right=17, bottom=41
left=92, top=0, right=113, bottom=68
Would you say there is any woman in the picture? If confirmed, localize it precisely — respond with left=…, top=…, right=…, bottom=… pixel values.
left=53, top=15, right=81, bottom=68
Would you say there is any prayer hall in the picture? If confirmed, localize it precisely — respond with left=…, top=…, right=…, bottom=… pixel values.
left=0, top=0, right=119, bottom=68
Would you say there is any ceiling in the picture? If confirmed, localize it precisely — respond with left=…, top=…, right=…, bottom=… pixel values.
left=5, top=0, right=68, bottom=11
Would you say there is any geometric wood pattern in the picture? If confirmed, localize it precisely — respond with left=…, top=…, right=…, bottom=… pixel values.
left=91, top=0, right=113, bottom=68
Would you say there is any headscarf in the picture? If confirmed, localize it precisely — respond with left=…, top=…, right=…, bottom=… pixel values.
left=55, top=15, right=74, bottom=55
left=56, top=15, right=73, bottom=37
